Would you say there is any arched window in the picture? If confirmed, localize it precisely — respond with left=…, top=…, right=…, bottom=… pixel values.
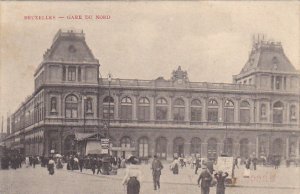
left=68, top=66, right=76, bottom=81
left=138, top=137, right=149, bottom=158
left=191, top=99, right=202, bottom=122
left=138, top=97, right=150, bottom=121
left=223, top=138, right=233, bottom=156
left=50, top=97, right=57, bottom=113
left=240, top=101, right=250, bottom=123
left=260, top=103, right=267, bottom=121
left=173, top=137, right=184, bottom=157
left=120, top=136, right=131, bottom=148
left=120, top=96, right=132, bottom=121
left=190, top=137, right=201, bottom=156
left=208, top=99, right=218, bottom=122
left=290, top=105, right=297, bottom=121
left=155, top=137, right=167, bottom=159
left=240, top=138, right=249, bottom=159
left=103, top=96, right=114, bottom=120
left=65, top=95, right=78, bottom=118
left=273, top=101, right=284, bottom=123
left=224, top=99, right=234, bottom=123
left=156, top=97, right=168, bottom=120
left=207, top=138, right=218, bottom=160
left=173, top=98, right=185, bottom=121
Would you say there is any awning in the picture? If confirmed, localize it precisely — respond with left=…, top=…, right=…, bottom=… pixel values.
left=75, top=132, right=105, bottom=141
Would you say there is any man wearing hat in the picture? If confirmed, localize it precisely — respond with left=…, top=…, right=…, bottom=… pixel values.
left=197, top=165, right=213, bottom=194
left=151, top=155, right=163, bottom=190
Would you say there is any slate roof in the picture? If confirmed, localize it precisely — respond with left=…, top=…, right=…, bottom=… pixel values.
left=43, top=29, right=98, bottom=63
left=240, top=41, right=296, bottom=74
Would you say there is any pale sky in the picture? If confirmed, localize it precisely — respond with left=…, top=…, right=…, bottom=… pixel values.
left=0, top=1, right=299, bottom=131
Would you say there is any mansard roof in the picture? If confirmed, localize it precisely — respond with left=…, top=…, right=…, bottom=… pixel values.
left=42, top=29, right=98, bottom=64
left=240, top=41, right=296, bottom=74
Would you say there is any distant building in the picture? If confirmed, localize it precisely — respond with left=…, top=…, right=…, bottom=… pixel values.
left=4, top=30, right=300, bottom=161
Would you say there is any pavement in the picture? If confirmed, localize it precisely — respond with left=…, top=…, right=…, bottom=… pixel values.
left=0, top=162, right=300, bottom=194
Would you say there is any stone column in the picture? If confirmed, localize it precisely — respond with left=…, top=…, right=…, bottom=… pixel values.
left=219, top=97, right=224, bottom=123
left=202, top=143, right=208, bottom=158
left=185, top=97, right=191, bottom=122
left=234, top=97, right=240, bottom=124
left=167, top=140, right=173, bottom=160
left=66, top=65, right=69, bottom=81
left=168, top=94, right=174, bottom=121
left=75, top=67, right=78, bottom=81
left=150, top=94, right=156, bottom=122
left=114, top=94, right=120, bottom=120
left=256, top=136, right=259, bottom=158
left=202, top=97, right=207, bottom=123
left=234, top=142, right=240, bottom=157
left=132, top=94, right=138, bottom=121
left=296, top=137, right=300, bottom=158
left=286, top=137, right=289, bottom=159
left=184, top=141, right=190, bottom=157
left=269, top=101, right=273, bottom=123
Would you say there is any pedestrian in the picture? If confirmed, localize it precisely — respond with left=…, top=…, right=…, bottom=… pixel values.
left=233, top=157, right=239, bottom=169
left=25, top=156, right=30, bottom=168
left=197, top=166, right=213, bottom=194
left=122, top=156, right=142, bottom=194
left=170, top=157, right=179, bottom=175
left=79, top=156, right=84, bottom=172
left=214, top=171, right=229, bottom=194
left=96, top=157, right=103, bottom=174
left=48, top=157, right=55, bottom=175
left=32, top=156, right=37, bottom=168
left=252, top=157, right=257, bottom=170
left=151, top=155, right=163, bottom=190
left=90, top=157, right=97, bottom=175
left=195, top=157, right=201, bottom=174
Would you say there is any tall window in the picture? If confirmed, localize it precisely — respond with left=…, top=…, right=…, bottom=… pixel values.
left=62, top=66, right=66, bottom=81
left=173, top=98, right=185, bottom=121
left=273, top=101, right=284, bottom=123
left=224, top=99, right=234, bottom=123
left=207, top=138, right=218, bottom=160
left=65, top=95, right=78, bottom=118
left=120, top=96, right=132, bottom=121
left=190, top=137, right=201, bottom=156
left=120, top=136, right=131, bottom=148
left=156, top=137, right=167, bottom=159
left=208, top=99, right=218, bottom=122
left=68, top=66, right=76, bottom=81
left=260, top=103, right=267, bottom=121
left=240, top=101, right=250, bottom=123
left=223, top=138, right=233, bottom=156
left=156, top=97, right=168, bottom=120
left=173, top=137, right=185, bottom=157
left=290, top=105, right=297, bottom=121
left=103, top=96, right=114, bottom=120
left=275, top=76, right=282, bottom=90
left=191, top=99, right=201, bottom=122
left=138, top=137, right=149, bottom=157
left=50, top=97, right=57, bottom=113
left=138, top=97, right=150, bottom=121
left=240, top=138, right=249, bottom=158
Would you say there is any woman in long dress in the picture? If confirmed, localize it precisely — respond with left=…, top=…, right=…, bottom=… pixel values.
left=48, top=158, right=55, bottom=175
left=170, top=158, right=179, bottom=175
left=122, top=156, right=142, bottom=194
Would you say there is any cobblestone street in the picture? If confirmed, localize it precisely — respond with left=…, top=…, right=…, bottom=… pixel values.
left=1, top=163, right=299, bottom=194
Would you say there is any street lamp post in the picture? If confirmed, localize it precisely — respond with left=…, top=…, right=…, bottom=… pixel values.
left=107, top=73, right=112, bottom=138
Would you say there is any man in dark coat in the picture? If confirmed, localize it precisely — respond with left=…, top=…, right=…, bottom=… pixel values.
left=79, top=156, right=84, bottom=172
left=151, top=155, right=163, bottom=190
left=90, top=157, right=97, bottom=175
left=214, top=171, right=229, bottom=194
left=197, top=166, right=213, bottom=194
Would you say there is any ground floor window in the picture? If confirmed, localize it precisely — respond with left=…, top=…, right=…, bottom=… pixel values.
left=156, top=137, right=167, bottom=159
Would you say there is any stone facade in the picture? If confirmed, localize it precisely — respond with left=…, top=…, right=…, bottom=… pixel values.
left=4, top=30, right=300, bottom=161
